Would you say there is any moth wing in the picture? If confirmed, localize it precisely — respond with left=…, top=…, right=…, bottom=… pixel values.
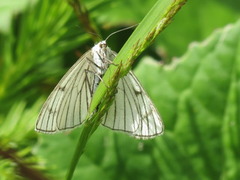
left=36, top=50, right=97, bottom=133
left=102, top=71, right=164, bottom=139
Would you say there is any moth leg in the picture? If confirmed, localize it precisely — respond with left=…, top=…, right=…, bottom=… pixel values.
left=85, top=69, right=109, bottom=88
left=95, top=51, right=119, bottom=66
left=105, top=59, right=118, bottom=66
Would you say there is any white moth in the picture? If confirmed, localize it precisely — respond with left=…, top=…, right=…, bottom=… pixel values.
left=35, top=41, right=164, bottom=139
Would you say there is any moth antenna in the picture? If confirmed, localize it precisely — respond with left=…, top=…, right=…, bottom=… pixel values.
left=105, top=24, right=138, bottom=42
left=86, top=31, right=102, bottom=40
left=75, top=25, right=102, bottom=41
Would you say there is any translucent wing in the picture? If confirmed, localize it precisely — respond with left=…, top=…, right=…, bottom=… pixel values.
left=36, top=40, right=163, bottom=138
left=36, top=50, right=98, bottom=133
left=102, top=72, right=164, bottom=139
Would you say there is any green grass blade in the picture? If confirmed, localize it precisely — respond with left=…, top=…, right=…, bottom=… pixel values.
left=66, top=0, right=187, bottom=180
left=89, top=0, right=186, bottom=113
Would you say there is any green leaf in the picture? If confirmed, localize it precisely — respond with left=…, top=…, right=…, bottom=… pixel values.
left=134, top=20, right=240, bottom=179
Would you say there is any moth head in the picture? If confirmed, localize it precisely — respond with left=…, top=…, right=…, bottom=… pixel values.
left=99, top=41, right=107, bottom=49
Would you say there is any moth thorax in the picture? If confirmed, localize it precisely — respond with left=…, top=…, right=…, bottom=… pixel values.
left=92, top=41, right=111, bottom=74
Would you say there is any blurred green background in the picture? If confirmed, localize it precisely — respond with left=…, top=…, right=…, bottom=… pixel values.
left=0, top=0, right=239, bottom=180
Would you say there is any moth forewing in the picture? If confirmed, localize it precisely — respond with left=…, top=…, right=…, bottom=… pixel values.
left=35, top=50, right=97, bottom=133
